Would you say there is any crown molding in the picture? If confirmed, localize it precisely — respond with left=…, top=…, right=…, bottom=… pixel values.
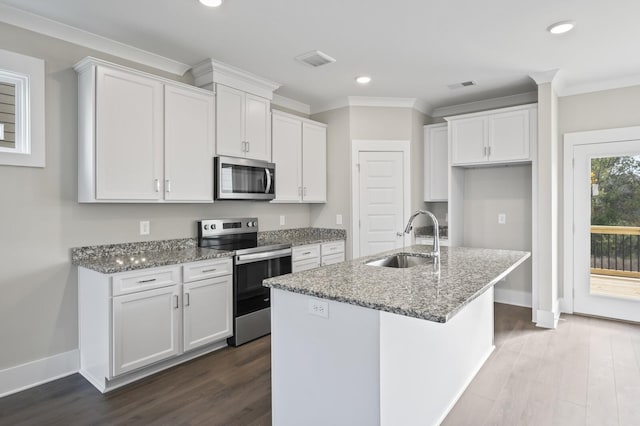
left=191, top=58, right=280, bottom=99
left=311, top=96, right=432, bottom=115
left=0, top=4, right=190, bottom=75
left=431, top=91, right=538, bottom=117
left=557, top=74, right=640, bottom=97
left=272, top=94, right=311, bottom=115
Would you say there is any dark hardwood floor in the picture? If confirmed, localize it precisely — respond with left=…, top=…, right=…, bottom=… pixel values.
left=0, top=336, right=272, bottom=426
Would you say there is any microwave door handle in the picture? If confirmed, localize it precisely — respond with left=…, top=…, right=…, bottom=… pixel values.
left=265, top=168, right=272, bottom=194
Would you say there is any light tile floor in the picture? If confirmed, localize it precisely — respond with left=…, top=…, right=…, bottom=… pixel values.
left=442, top=303, right=640, bottom=426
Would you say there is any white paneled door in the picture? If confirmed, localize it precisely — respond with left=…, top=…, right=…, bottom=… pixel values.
left=358, top=151, right=405, bottom=257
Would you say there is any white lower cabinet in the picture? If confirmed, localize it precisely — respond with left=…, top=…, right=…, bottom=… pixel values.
left=78, top=257, right=233, bottom=393
left=183, top=275, right=232, bottom=352
left=292, top=240, right=345, bottom=272
left=112, top=284, right=181, bottom=376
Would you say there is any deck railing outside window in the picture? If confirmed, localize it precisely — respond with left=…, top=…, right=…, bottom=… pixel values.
left=591, top=226, right=640, bottom=278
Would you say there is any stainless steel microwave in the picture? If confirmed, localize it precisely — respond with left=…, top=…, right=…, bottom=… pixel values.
left=214, top=156, right=276, bottom=200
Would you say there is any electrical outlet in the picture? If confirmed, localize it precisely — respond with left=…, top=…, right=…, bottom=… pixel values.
left=139, top=221, right=150, bottom=235
left=280, top=215, right=286, bottom=226
left=336, top=214, right=343, bottom=225
left=498, top=213, right=506, bottom=225
left=308, top=299, right=329, bottom=318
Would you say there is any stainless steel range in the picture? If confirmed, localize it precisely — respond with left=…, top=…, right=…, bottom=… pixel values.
left=197, top=218, right=291, bottom=346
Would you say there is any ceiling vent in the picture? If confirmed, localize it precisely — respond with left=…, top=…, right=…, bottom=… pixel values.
left=447, top=80, right=477, bottom=90
left=295, top=50, right=336, bottom=67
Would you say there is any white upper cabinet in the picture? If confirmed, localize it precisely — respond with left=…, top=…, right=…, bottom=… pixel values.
left=448, top=104, right=537, bottom=166
left=215, top=84, right=245, bottom=158
left=271, top=110, right=327, bottom=203
left=301, top=122, right=327, bottom=202
left=94, top=66, right=164, bottom=201
left=164, top=85, right=215, bottom=202
left=424, top=123, right=448, bottom=201
left=190, top=59, right=281, bottom=163
left=75, top=58, right=215, bottom=203
left=271, top=113, right=302, bottom=202
left=215, top=84, right=271, bottom=161
left=244, top=93, right=271, bottom=161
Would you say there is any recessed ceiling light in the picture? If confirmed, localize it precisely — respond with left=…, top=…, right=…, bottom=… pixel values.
left=355, top=76, right=372, bottom=85
left=199, top=0, right=223, bottom=7
left=547, top=20, right=575, bottom=34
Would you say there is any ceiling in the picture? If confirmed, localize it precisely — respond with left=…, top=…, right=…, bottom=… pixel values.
left=1, top=0, right=640, bottom=114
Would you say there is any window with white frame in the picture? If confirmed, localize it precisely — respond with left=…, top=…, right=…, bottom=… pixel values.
left=0, top=49, right=45, bottom=167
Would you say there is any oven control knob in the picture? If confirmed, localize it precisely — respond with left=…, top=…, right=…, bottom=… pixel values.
left=204, top=224, right=209, bottom=230
left=247, top=221, right=254, bottom=227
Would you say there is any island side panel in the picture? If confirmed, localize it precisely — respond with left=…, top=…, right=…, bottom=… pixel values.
left=379, top=288, right=495, bottom=426
left=271, top=289, right=380, bottom=426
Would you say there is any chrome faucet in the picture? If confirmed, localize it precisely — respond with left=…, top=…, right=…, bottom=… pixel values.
left=404, top=210, right=440, bottom=258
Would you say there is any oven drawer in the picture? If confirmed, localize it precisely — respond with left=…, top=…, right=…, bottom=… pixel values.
left=112, top=266, right=181, bottom=296
left=183, top=258, right=233, bottom=283
left=292, top=244, right=320, bottom=262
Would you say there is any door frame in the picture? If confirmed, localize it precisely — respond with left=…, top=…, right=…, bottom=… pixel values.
left=562, top=125, right=640, bottom=314
left=351, top=139, right=411, bottom=259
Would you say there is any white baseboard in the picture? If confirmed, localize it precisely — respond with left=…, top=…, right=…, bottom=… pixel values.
left=0, top=349, right=79, bottom=398
left=494, top=287, right=532, bottom=308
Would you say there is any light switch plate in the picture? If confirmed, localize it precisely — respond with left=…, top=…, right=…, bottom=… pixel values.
left=498, top=213, right=506, bottom=225
left=280, top=215, right=286, bottom=226
left=336, top=214, right=343, bottom=225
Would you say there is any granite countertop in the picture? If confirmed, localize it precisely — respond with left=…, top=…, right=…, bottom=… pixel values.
left=72, top=238, right=233, bottom=274
left=264, top=245, right=530, bottom=323
left=258, top=227, right=346, bottom=247
left=72, top=228, right=346, bottom=274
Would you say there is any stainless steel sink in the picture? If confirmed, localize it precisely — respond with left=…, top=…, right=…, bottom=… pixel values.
left=365, top=253, right=433, bottom=269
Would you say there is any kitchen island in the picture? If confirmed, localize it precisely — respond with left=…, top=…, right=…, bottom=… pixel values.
left=264, top=245, right=530, bottom=426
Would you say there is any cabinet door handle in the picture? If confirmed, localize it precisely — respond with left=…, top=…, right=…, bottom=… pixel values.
left=488, top=146, right=491, bottom=157
left=155, top=179, right=160, bottom=192
left=184, top=293, right=190, bottom=307
left=137, top=278, right=157, bottom=284
left=302, top=251, right=311, bottom=255
left=165, top=179, right=171, bottom=193
left=263, top=297, right=270, bottom=302
left=303, top=187, right=307, bottom=196
left=298, top=187, right=302, bottom=196
left=173, top=295, right=179, bottom=309
left=202, top=268, right=217, bottom=273
left=246, top=141, right=250, bottom=152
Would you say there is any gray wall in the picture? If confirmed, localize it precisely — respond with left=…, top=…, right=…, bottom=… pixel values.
left=463, top=165, right=533, bottom=299
left=0, top=23, right=311, bottom=370
left=556, top=85, right=640, bottom=298
left=310, top=107, right=351, bottom=255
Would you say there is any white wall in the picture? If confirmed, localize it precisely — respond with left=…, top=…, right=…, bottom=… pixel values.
left=0, top=22, right=311, bottom=371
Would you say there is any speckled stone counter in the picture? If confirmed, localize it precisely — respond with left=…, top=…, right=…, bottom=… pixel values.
left=258, top=227, right=346, bottom=247
left=264, top=245, right=529, bottom=323
left=72, top=239, right=232, bottom=274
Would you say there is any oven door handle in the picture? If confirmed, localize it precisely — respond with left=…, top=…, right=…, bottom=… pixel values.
left=236, top=248, right=292, bottom=265
left=264, top=168, right=272, bottom=194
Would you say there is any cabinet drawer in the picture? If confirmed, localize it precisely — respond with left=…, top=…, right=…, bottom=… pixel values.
left=321, top=240, right=345, bottom=256
left=112, top=266, right=181, bottom=296
left=293, top=258, right=321, bottom=273
left=183, top=258, right=233, bottom=283
left=321, top=252, right=344, bottom=266
left=292, top=244, right=320, bottom=262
